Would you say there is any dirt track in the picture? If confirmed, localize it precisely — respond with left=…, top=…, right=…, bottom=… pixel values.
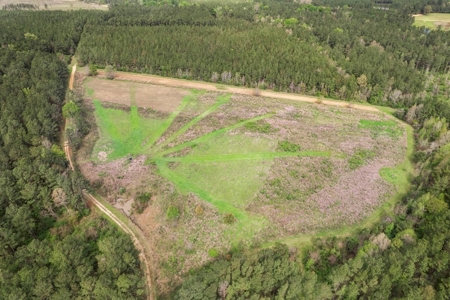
left=97, top=70, right=379, bottom=112
left=65, top=65, right=155, bottom=300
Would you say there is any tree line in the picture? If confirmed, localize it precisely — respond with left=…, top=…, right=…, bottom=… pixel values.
left=74, top=3, right=450, bottom=107
left=171, top=66, right=450, bottom=300
left=0, top=10, right=146, bottom=299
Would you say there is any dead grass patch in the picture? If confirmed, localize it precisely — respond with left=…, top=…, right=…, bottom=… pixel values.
left=84, top=77, right=189, bottom=113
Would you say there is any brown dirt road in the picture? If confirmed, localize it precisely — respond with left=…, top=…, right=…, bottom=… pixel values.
left=97, top=70, right=379, bottom=112
left=65, top=65, right=155, bottom=300
left=69, top=64, right=76, bottom=90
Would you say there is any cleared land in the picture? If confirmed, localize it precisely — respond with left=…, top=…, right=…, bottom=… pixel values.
left=96, top=70, right=379, bottom=112
left=0, top=0, right=107, bottom=10
left=77, top=77, right=410, bottom=293
left=414, top=13, right=450, bottom=30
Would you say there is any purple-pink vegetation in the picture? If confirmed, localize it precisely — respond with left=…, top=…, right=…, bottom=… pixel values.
left=248, top=102, right=406, bottom=234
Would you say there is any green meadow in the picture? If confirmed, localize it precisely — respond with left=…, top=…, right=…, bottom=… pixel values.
left=90, top=89, right=333, bottom=239
left=414, top=13, right=450, bottom=30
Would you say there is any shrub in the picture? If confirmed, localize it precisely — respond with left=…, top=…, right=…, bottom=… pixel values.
left=223, top=213, right=236, bottom=224
left=88, top=64, right=98, bottom=76
left=136, top=192, right=152, bottom=204
left=348, top=149, right=376, bottom=170
left=62, top=101, right=80, bottom=118
left=208, top=248, right=219, bottom=258
left=195, top=205, right=204, bottom=216
left=166, top=206, right=180, bottom=220
left=105, top=65, right=116, bottom=79
left=244, top=121, right=275, bottom=133
left=277, top=140, right=301, bottom=152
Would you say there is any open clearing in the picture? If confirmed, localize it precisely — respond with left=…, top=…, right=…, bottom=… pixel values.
left=414, top=13, right=450, bottom=30
left=0, top=0, right=107, bottom=10
left=77, top=76, right=410, bottom=293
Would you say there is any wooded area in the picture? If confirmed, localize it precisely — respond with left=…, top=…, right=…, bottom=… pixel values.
left=1, top=0, right=450, bottom=298
left=0, top=11, right=145, bottom=299
left=74, top=2, right=450, bottom=107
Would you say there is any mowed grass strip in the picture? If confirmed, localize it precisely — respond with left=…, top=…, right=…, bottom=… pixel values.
left=92, top=100, right=165, bottom=160
left=156, top=151, right=330, bottom=163
left=153, top=94, right=231, bottom=151
left=155, top=160, right=267, bottom=241
left=157, top=113, right=276, bottom=156
left=165, top=135, right=277, bottom=209
left=144, top=90, right=201, bottom=149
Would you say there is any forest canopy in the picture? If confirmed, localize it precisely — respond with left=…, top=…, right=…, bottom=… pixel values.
left=1, top=0, right=450, bottom=298
left=0, top=10, right=145, bottom=299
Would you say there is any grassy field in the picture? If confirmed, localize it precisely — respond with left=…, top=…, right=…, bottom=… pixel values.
left=414, top=13, right=450, bottom=30
left=80, top=77, right=411, bottom=292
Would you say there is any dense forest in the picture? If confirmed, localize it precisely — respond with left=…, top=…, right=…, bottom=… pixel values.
left=75, top=2, right=450, bottom=107
left=0, top=11, right=145, bottom=299
left=1, top=0, right=450, bottom=298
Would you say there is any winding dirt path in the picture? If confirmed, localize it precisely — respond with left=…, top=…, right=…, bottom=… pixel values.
left=64, top=64, right=155, bottom=300
left=97, top=70, right=379, bottom=112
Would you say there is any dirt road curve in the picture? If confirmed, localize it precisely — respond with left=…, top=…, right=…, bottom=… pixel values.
left=65, top=65, right=155, bottom=300
left=97, top=70, right=379, bottom=112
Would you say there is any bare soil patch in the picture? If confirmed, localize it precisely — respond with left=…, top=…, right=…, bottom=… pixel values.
left=84, top=77, right=189, bottom=113
left=96, top=70, right=379, bottom=112
left=0, top=0, right=108, bottom=10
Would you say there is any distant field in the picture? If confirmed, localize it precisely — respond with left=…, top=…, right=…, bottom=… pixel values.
left=0, top=0, right=107, bottom=10
left=414, top=13, right=450, bottom=30
left=78, top=77, right=410, bottom=292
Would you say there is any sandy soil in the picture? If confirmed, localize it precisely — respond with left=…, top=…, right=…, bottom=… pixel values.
left=85, top=77, right=189, bottom=113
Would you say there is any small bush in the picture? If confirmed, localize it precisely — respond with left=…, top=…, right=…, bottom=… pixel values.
left=195, top=205, right=204, bottom=216
left=134, top=192, right=152, bottom=214
left=62, top=101, right=80, bottom=118
left=208, top=248, right=219, bottom=258
left=88, top=64, right=98, bottom=76
left=223, top=213, right=236, bottom=224
left=278, top=140, right=301, bottom=152
left=136, top=192, right=152, bottom=204
left=105, top=65, right=116, bottom=80
left=166, top=206, right=180, bottom=220
left=244, top=121, right=275, bottom=133
left=348, top=149, right=376, bottom=170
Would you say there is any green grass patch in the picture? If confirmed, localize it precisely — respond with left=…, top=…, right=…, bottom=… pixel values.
left=359, top=119, right=402, bottom=138
left=92, top=100, right=165, bottom=160
left=144, top=91, right=201, bottom=149
left=86, top=87, right=94, bottom=96
left=208, top=248, right=219, bottom=257
left=155, top=159, right=267, bottom=241
left=163, top=134, right=277, bottom=209
left=414, top=13, right=450, bottom=31
left=277, top=140, right=301, bottom=152
left=166, top=206, right=180, bottom=220
left=348, top=149, right=376, bottom=170
left=157, top=113, right=275, bottom=157
left=153, top=94, right=231, bottom=152
left=244, top=120, right=276, bottom=133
